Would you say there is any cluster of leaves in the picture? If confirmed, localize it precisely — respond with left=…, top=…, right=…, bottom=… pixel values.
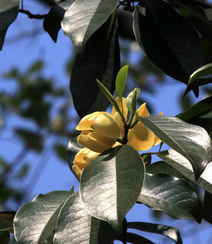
left=1, top=0, right=212, bottom=243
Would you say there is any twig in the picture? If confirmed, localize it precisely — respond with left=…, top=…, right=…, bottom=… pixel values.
left=19, top=9, right=47, bottom=19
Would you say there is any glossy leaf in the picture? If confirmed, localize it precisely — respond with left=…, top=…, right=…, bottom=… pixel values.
left=80, top=145, right=145, bottom=233
left=116, top=65, right=129, bottom=99
left=157, top=149, right=212, bottom=194
left=133, top=0, right=202, bottom=88
left=126, top=88, right=140, bottom=113
left=43, top=0, right=75, bottom=42
left=66, top=137, right=83, bottom=180
left=0, top=231, right=10, bottom=244
left=147, top=161, right=187, bottom=181
left=61, top=0, right=119, bottom=55
left=14, top=191, right=73, bottom=244
left=128, top=222, right=182, bottom=244
left=189, top=63, right=212, bottom=84
left=70, top=12, right=120, bottom=118
left=54, top=191, right=115, bottom=244
left=139, top=115, right=212, bottom=180
left=0, top=0, right=20, bottom=50
left=138, top=173, right=202, bottom=223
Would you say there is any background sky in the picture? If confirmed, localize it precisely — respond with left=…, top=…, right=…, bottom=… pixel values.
left=0, top=1, right=211, bottom=243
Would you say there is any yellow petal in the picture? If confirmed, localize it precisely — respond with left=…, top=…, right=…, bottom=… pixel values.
left=112, top=97, right=128, bottom=120
left=72, top=165, right=82, bottom=179
left=73, top=148, right=89, bottom=170
left=76, top=112, right=99, bottom=131
left=78, top=132, right=116, bottom=153
left=93, top=112, right=120, bottom=138
left=128, top=124, right=155, bottom=151
left=137, top=103, right=150, bottom=117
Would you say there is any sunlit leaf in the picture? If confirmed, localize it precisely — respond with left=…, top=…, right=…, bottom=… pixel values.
left=139, top=115, right=212, bottom=180
left=128, top=222, right=182, bottom=244
left=14, top=191, right=73, bottom=244
left=70, top=12, right=120, bottom=118
left=0, top=0, right=20, bottom=50
left=80, top=145, right=145, bottom=233
left=61, top=0, right=119, bottom=55
left=116, top=65, right=129, bottom=99
left=54, top=191, right=115, bottom=244
left=126, top=88, right=140, bottom=113
left=157, top=149, right=212, bottom=194
left=138, top=173, right=202, bottom=223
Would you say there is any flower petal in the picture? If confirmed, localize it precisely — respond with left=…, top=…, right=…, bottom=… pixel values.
left=93, top=112, right=120, bottom=138
left=137, top=103, right=150, bottom=118
left=78, top=131, right=116, bottom=153
left=128, top=124, right=155, bottom=151
left=72, top=165, right=82, bottom=179
left=76, top=112, right=99, bottom=131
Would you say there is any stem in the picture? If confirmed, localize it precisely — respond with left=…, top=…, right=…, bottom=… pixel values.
left=19, top=9, right=47, bottom=19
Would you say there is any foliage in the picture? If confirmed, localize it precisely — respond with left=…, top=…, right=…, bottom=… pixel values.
left=1, top=0, right=212, bottom=243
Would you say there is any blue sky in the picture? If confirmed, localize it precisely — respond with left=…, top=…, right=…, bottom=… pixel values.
left=0, top=1, right=211, bottom=243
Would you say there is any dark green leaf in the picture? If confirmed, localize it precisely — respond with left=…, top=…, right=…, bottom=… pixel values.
left=43, top=0, right=75, bottom=42
left=203, top=191, right=212, bottom=224
left=133, top=0, right=202, bottom=90
left=189, top=63, right=212, bottom=84
left=0, top=0, right=20, bottom=50
left=157, top=149, right=212, bottom=194
left=178, top=96, right=212, bottom=122
left=128, top=222, right=182, bottom=244
left=80, top=145, right=145, bottom=233
left=14, top=191, right=73, bottom=244
left=0, top=211, right=15, bottom=231
left=66, top=137, right=83, bottom=180
left=139, top=115, right=212, bottom=180
left=116, top=65, right=129, bottom=99
left=70, top=12, right=120, bottom=118
left=147, top=161, right=187, bottom=181
left=54, top=191, right=115, bottom=244
left=61, top=0, right=119, bottom=55
left=126, top=232, right=155, bottom=244
left=0, top=231, right=10, bottom=244
left=138, top=173, right=202, bottom=223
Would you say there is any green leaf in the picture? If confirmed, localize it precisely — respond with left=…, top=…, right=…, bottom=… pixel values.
left=133, top=0, right=202, bottom=91
left=203, top=191, right=212, bottom=224
left=66, top=137, right=83, bottom=180
left=14, top=191, right=73, bottom=244
left=189, top=63, right=212, bottom=84
left=157, top=149, right=212, bottom=194
left=147, top=161, right=187, bottom=181
left=70, top=12, right=120, bottom=118
left=0, top=0, right=20, bottom=50
left=80, top=145, right=145, bottom=233
left=126, top=88, right=140, bottom=113
left=43, top=0, right=75, bottom=42
left=139, top=115, right=212, bottom=180
left=0, top=231, right=10, bottom=244
left=54, top=143, right=66, bottom=161
left=178, top=96, right=212, bottom=122
left=0, top=211, right=15, bottom=231
left=54, top=191, right=115, bottom=244
left=128, top=222, right=182, bottom=244
left=116, top=65, right=129, bottom=99
left=61, top=0, right=119, bottom=55
left=138, top=173, right=202, bottom=223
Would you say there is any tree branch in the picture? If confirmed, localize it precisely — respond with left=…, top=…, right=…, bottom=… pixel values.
left=19, top=9, right=47, bottom=19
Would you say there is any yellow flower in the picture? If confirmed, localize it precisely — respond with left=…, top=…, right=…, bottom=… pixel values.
left=128, top=103, right=162, bottom=151
left=72, top=148, right=100, bottom=178
left=73, top=97, right=163, bottom=178
left=76, top=111, right=120, bottom=153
